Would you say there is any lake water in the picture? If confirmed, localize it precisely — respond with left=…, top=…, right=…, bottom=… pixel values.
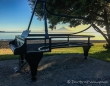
left=0, top=32, right=105, bottom=41
left=0, top=32, right=21, bottom=40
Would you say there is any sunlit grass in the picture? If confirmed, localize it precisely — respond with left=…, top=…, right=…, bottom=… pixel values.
left=0, top=43, right=110, bottom=62
left=0, top=49, right=13, bottom=55
left=88, top=43, right=110, bottom=62
left=0, top=49, right=18, bottom=60
left=44, top=47, right=83, bottom=56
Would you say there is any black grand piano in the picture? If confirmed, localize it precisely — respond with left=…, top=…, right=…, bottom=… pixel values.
left=9, top=0, right=95, bottom=82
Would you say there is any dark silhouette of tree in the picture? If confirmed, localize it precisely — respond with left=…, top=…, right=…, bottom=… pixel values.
left=28, top=0, right=110, bottom=47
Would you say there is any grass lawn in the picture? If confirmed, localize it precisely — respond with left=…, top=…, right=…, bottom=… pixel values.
left=0, top=43, right=110, bottom=62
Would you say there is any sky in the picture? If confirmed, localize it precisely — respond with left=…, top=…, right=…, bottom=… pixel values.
left=0, top=0, right=45, bottom=31
left=0, top=0, right=71, bottom=32
left=0, top=0, right=105, bottom=34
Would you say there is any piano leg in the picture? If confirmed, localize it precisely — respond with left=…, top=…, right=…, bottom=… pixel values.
left=19, top=54, right=27, bottom=72
left=19, top=54, right=25, bottom=69
left=24, top=52, right=43, bottom=82
left=83, top=46, right=91, bottom=59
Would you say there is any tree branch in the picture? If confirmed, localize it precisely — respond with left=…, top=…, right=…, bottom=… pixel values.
left=90, top=11, right=104, bottom=18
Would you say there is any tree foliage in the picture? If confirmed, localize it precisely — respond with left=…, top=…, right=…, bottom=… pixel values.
left=28, top=0, right=110, bottom=47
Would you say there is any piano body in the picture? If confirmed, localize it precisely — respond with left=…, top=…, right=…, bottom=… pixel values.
left=9, top=35, right=51, bottom=55
left=9, top=30, right=51, bottom=81
left=9, top=30, right=95, bottom=82
left=9, top=0, right=95, bottom=82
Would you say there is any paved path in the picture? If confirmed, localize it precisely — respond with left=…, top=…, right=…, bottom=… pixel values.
left=0, top=54, right=110, bottom=86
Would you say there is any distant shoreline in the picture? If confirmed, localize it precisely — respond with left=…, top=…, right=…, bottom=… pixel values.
left=0, top=32, right=22, bottom=33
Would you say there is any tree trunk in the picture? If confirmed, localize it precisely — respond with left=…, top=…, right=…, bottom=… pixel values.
left=92, top=24, right=110, bottom=47
left=103, top=8, right=110, bottom=47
